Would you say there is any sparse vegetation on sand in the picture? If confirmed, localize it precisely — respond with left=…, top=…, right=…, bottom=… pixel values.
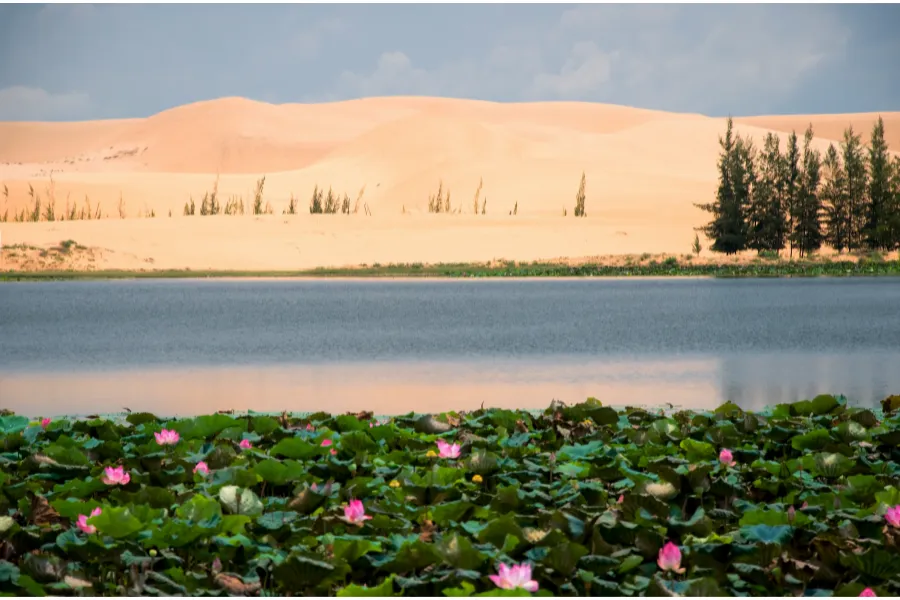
left=2, top=393, right=900, bottom=596
left=574, top=172, right=587, bottom=218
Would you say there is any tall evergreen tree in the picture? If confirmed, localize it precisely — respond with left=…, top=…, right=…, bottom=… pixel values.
left=889, top=156, right=900, bottom=250
left=695, top=117, right=741, bottom=254
left=841, top=126, right=867, bottom=250
left=864, top=116, right=891, bottom=250
left=793, top=125, right=824, bottom=257
left=747, top=132, right=787, bottom=253
left=822, top=144, right=850, bottom=252
left=782, top=132, right=801, bottom=257
left=697, top=117, right=748, bottom=254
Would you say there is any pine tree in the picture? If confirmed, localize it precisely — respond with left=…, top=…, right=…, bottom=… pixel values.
left=822, top=144, right=850, bottom=253
left=841, top=126, right=867, bottom=251
left=747, top=132, right=787, bottom=253
left=782, top=132, right=801, bottom=257
left=864, top=116, right=891, bottom=250
left=793, top=125, right=824, bottom=257
left=888, top=156, right=900, bottom=250
left=696, top=117, right=748, bottom=254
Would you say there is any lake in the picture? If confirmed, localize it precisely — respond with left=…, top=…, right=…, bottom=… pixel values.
left=2, top=277, right=899, bottom=417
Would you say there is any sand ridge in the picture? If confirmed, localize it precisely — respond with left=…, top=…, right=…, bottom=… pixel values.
left=1, top=97, right=898, bottom=271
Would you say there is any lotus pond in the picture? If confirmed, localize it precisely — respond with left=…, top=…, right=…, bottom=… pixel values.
left=3, top=395, right=900, bottom=597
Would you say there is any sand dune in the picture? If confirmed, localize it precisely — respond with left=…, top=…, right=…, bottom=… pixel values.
left=1, top=97, right=897, bottom=271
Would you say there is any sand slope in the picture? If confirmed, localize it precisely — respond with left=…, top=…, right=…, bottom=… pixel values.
left=1, top=97, right=897, bottom=270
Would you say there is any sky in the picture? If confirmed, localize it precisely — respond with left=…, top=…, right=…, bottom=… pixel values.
left=1, top=3, right=899, bottom=122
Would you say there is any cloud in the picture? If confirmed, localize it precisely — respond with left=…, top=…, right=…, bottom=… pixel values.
left=320, top=4, right=850, bottom=114
left=335, top=51, right=436, bottom=98
left=0, top=86, right=91, bottom=121
left=0, top=4, right=887, bottom=119
left=531, top=42, right=615, bottom=98
left=548, top=4, right=851, bottom=114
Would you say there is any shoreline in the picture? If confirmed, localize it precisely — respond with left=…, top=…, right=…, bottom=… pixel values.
left=3, top=258, right=900, bottom=281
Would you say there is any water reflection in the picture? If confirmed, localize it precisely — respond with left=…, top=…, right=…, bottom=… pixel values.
left=2, top=352, right=896, bottom=417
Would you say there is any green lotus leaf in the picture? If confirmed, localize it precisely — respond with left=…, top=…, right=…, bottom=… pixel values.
left=173, top=414, right=241, bottom=440
left=791, top=395, right=840, bottom=416
left=444, top=581, right=477, bottom=597
left=803, top=453, right=855, bottom=478
left=679, top=439, right=717, bottom=462
left=431, top=501, right=475, bottom=526
left=337, top=574, right=397, bottom=597
left=341, top=431, right=379, bottom=455
left=738, top=524, right=794, bottom=545
left=468, top=451, right=500, bottom=475
left=91, top=506, right=145, bottom=539
left=253, top=458, right=307, bottom=485
left=478, top=515, right=526, bottom=551
left=557, top=440, right=606, bottom=461
left=739, top=508, right=809, bottom=528
left=332, top=536, right=383, bottom=563
left=374, top=539, right=441, bottom=573
left=833, top=421, right=870, bottom=443
left=250, top=416, right=281, bottom=436
left=269, top=437, right=319, bottom=460
left=791, top=429, right=832, bottom=451
left=0, top=415, right=29, bottom=436
left=274, top=553, right=350, bottom=590
left=840, top=548, right=900, bottom=580
left=543, top=541, right=588, bottom=576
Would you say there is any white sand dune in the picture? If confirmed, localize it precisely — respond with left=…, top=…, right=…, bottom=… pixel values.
left=0, top=97, right=897, bottom=271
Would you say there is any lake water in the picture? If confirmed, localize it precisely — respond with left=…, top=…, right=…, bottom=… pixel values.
left=2, top=278, right=900, bottom=417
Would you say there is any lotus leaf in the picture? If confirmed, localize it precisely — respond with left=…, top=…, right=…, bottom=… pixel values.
left=4, top=397, right=900, bottom=595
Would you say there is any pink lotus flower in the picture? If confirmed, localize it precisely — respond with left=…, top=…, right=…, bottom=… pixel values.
left=657, top=542, right=686, bottom=574
left=311, top=482, right=318, bottom=492
left=306, top=423, right=314, bottom=431
left=801, top=501, right=809, bottom=510
left=860, top=589, right=876, bottom=597
left=719, top=448, right=736, bottom=467
left=76, top=507, right=102, bottom=534
left=330, top=448, right=337, bottom=455
left=101, top=466, right=130, bottom=486
left=489, top=563, right=539, bottom=592
left=344, top=499, right=372, bottom=525
left=154, top=429, right=180, bottom=446
left=211, top=557, right=222, bottom=573
left=193, top=461, right=209, bottom=476
left=40, top=418, right=51, bottom=429
left=436, top=439, right=461, bottom=459
left=885, top=505, right=900, bottom=527
left=617, top=495, right=624, bottom=504
left=239, top=439, right=252, bottom=450
left=321, top=439, right=333, bottom=447
left=787, top=506, right=796, bottom=522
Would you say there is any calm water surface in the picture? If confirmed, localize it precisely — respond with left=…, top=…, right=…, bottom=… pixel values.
left=1, top=278, right=899, bottom=416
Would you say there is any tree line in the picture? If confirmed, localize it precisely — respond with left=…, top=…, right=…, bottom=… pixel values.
left=697, top=117, right=900, bottom=256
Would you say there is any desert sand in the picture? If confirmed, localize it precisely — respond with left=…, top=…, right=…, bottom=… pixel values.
left=0, top=96, right=897, bottom=272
